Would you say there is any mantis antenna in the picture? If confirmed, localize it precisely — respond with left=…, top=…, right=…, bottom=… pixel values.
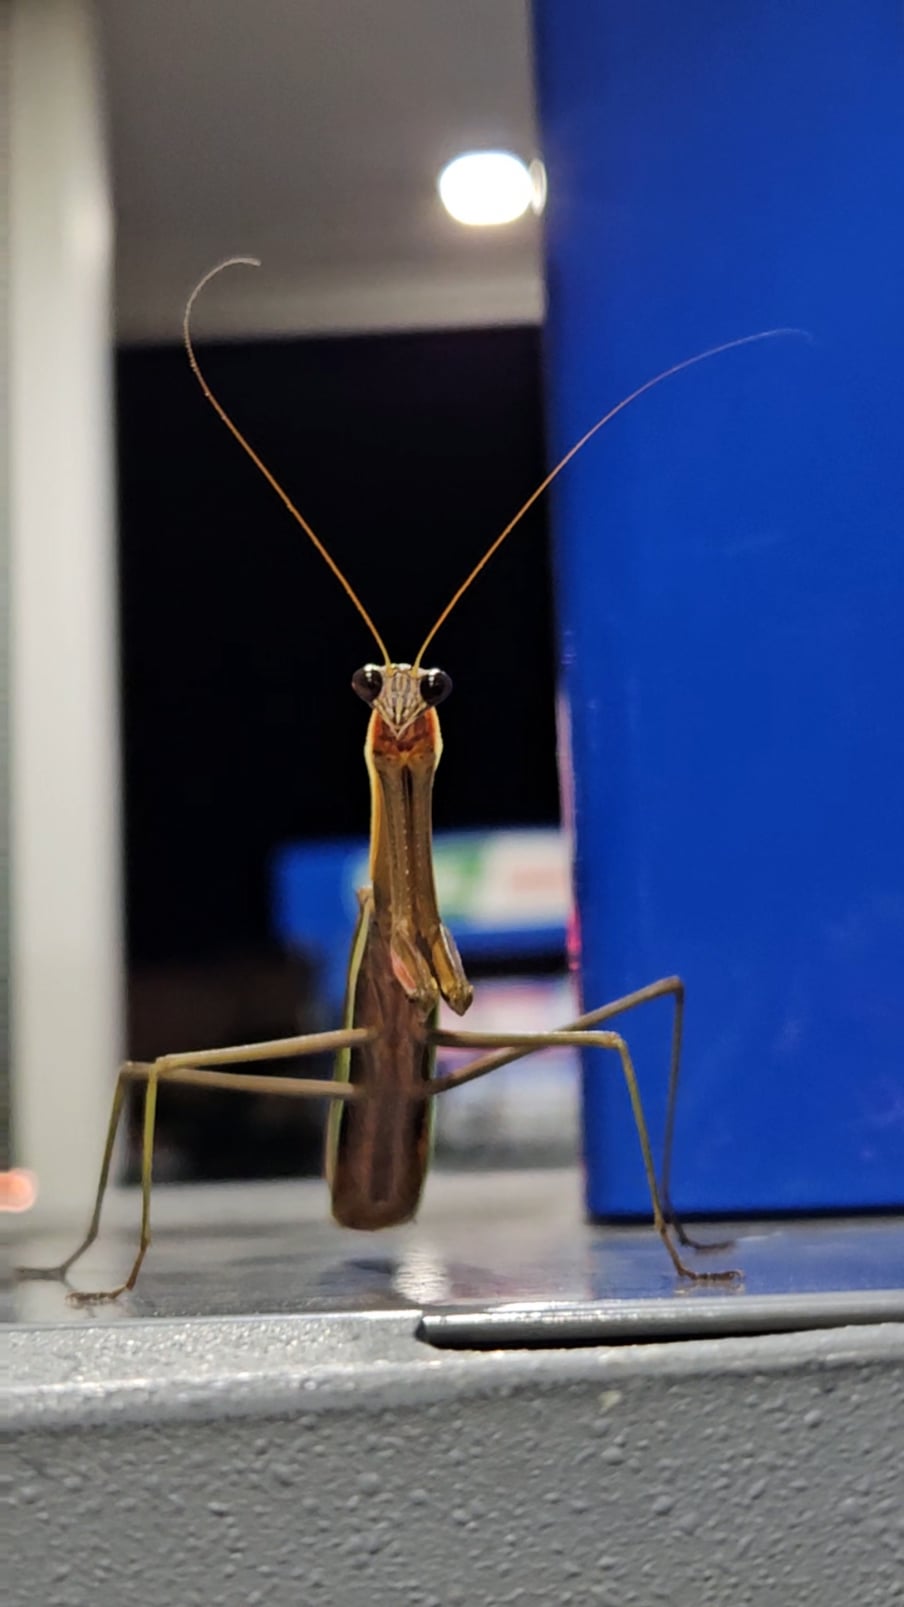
left=184, top=257, right=391, bottom=666
left=413, top=327, right=809, bottom=668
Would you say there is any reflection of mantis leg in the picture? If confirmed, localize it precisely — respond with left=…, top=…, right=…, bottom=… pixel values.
left=429, top=1016, right=740, bottom=1284
left=20, top=1027, right=374, bottom=1302
left=429, top=976, right=731, bottom=1253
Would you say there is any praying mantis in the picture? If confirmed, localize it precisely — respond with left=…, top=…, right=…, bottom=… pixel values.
left=27, top=259, right=803, bottom=1300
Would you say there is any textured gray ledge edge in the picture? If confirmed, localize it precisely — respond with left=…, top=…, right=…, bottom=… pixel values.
left=7, top=1316, right=904, bottom=1607
left=420, top=1288, right=904, bottom=1346
left=4, top=1311, right=903, bottom=1432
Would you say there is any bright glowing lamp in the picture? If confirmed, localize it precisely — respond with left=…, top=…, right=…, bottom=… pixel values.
left=437, top=150, right=540, bottom=226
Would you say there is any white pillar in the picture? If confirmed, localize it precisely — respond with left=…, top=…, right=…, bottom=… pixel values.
left=9, top=0, right=123, bottom=1222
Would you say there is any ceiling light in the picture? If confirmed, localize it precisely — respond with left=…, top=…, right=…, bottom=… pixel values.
left=438, top=151, right=541, bottom=227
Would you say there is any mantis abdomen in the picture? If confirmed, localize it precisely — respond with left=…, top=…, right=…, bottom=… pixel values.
left=327, top=894, right=436, bottom=1229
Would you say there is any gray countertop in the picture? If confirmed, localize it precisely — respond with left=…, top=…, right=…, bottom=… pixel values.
left=5, top=1172, right=904, bottom=1607
left=8, top=1168, right=904, bottom=1346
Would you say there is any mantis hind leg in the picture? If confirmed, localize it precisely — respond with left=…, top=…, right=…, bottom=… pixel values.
left=17, top=1027, right=373, bottom=1302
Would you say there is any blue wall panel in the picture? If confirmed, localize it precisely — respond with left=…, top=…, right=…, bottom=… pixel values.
left=534, top=1, right=903, bottom=1215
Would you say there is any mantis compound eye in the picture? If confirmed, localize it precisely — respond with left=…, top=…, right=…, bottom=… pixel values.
left=420, top=669, right=452, bottom=707
left=352, top=665, right=384, bottom=704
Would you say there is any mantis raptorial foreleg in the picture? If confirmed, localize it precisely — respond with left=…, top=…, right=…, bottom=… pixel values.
left=20, top=1028, right=373, bottom=1302
left=429, top=994, right=740, bottom=1283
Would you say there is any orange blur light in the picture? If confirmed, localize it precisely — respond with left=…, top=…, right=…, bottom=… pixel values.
left=0, top=1169, right=39, bottom=1213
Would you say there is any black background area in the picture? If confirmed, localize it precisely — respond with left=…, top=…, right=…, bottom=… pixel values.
left=117, top=324, right=560, bottom=970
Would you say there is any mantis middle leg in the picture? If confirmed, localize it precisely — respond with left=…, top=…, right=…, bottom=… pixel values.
left=428, top=1004, right=739, bottom=1283
left=429, top=976, right=731, bottom=1252
left=18, top=1026, right=375, bottom=1301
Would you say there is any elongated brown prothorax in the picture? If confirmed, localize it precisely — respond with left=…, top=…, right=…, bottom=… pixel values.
left=353, top=661, right=470, bottom=1018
